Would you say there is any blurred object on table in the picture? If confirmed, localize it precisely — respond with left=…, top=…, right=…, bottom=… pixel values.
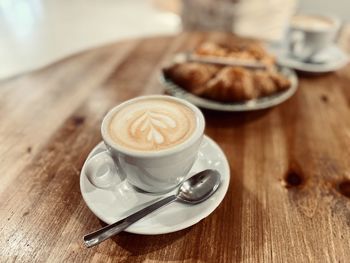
left=272, top=13, right=349, bottom=73
left=180, top=0, right=297, bottom=42
left=181, top=0, right=237, bottom=33
left=152, top=0, right=181, bottom=13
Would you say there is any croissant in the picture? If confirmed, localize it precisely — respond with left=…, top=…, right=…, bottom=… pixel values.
left=269, top=71, right=291, bottom=91
left=199, top=67, right=257, bottom=102
left=163, top=62, right=220, bottom=93
left=195, top=42, right=276, bottom=68
left=253, top=70, right=278, bottom=96
left=195, top=42, right=228, bottom=57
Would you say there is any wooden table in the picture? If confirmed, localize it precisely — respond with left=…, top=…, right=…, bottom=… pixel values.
left=1, top=31, right=350, bottom=262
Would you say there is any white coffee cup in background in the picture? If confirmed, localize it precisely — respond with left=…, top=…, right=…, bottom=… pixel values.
left=85, top=95, right=205, bottom=194
left=288, top=14, right=340, bottom=60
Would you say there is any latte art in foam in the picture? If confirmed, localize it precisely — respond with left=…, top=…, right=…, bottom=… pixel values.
left=108, top=99, right=196, bottom=151
left=130, top=111, right=176, bottom=144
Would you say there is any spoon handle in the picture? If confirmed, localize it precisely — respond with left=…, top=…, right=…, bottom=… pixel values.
left=83, top=195, right=177, bottom=247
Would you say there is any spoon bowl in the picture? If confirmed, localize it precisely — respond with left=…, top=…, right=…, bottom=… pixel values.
left=177, top=169, right=221, bottom=204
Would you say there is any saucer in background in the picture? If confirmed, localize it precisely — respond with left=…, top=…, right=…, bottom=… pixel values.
left=274, top=45, right=349, bottom=73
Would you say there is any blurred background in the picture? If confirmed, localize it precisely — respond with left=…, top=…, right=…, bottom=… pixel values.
left=0, top=0, right=349, bottom=79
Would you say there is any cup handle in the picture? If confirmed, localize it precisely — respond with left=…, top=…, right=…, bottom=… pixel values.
left=289, top=31, right=305, bottom=58
left=85, top=151, right=122, bottom=189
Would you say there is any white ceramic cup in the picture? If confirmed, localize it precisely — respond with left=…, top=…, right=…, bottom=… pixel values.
left=85, top=95, right=205, bottom=194
left=288, top=14, right=340, bottom=60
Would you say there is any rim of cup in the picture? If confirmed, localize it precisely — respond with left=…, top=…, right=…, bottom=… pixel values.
left=291, top=13, right=341, bottom=33
left=101, top=95, right=205, bottom=158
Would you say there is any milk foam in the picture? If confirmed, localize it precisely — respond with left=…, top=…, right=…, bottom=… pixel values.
left=292, top=15, right=334, bottom=31
left=108, top=99, right=197, bottom=151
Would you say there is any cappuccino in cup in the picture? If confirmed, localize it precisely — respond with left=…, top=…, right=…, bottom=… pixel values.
left=85, top=95, right=205, bottom=193
left=291, top=15, right=335, bottom=32
left=288, top=14, right=340, bottom=60
left=108, top=98, right=197, bottom=152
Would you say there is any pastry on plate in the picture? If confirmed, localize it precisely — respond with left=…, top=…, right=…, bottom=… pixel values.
left=199, top=67, right=257, bottom=102
left=162, top=62, right=220, bottom=94
left=163, top=41, right=291, bottom=102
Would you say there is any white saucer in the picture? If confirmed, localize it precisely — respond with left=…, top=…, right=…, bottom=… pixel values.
left=274, top=45, right=349, bottom=73
left=80, top=135, right=230, bottom=235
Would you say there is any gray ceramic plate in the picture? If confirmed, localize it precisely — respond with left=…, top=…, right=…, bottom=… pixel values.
left=160, top=66, right=298, bottom=112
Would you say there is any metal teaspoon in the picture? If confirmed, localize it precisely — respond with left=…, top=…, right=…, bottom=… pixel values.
left=83, top=169, right=221, bottom=247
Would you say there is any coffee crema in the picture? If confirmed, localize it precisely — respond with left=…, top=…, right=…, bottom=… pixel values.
left=291, top=15, right=334, bottom=31
left=108, top=98, right=197, bottom=151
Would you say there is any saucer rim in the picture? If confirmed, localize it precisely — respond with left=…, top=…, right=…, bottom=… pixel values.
left=80, top=135, right=230, bottom=235
left=276, top=45, right=349, bottom=73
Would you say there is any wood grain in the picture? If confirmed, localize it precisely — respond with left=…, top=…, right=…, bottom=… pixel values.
left=1, top=30, right=350, bottom=262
